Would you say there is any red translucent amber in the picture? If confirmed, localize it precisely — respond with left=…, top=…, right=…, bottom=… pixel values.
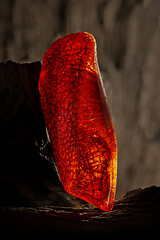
left=38, top=32, right=117, bottom=211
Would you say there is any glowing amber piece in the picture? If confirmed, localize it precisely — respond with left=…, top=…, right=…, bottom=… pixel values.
left=38, top=32, right=117, bottom=211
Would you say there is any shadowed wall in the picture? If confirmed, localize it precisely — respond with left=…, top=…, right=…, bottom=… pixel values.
left=0, top=0, right=160, bottom=199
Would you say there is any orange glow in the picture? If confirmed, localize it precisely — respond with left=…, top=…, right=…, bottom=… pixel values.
left=38, top=32, right=117, bottom=211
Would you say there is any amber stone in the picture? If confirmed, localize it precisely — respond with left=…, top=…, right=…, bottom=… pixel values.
left=38, top=32, right=117, bottom=211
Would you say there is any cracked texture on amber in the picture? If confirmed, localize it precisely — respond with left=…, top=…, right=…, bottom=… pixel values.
left=38, top=32, right=117, bottom=211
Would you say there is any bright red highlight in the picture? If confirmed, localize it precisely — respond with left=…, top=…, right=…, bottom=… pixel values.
left=38, top=32, right=117, bottom=211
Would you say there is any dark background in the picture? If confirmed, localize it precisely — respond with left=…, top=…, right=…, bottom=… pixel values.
left=0, top=0, right=160, bottom=203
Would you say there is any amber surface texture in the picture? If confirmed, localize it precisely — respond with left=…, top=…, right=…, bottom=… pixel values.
left=38, top=32, right=117, bottom=211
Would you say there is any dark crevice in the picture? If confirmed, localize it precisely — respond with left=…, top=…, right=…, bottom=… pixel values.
left=116, top=0, right=143, bottom=23
left=58, top=0, right=68, bottom=34
left=108, top=0, right=143, bottom=69
left=1, top=0, right=15, bottom=61
left=98, top=0, right=110, bottom=26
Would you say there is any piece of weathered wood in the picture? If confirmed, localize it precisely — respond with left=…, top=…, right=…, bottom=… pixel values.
left=0, top=186, right=160, bottom=237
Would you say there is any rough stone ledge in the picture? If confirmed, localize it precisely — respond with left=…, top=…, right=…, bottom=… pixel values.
left=0, top=186, right=160, bottom=237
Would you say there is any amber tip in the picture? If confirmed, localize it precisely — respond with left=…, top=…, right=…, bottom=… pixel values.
left=83, top=32, right=96, bottom=41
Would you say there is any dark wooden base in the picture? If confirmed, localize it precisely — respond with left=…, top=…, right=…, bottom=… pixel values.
left=0, top=186, right=160, bottom=237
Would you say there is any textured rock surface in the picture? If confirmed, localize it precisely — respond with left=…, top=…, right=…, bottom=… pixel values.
left=0, top=186, right=160, bottom=237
